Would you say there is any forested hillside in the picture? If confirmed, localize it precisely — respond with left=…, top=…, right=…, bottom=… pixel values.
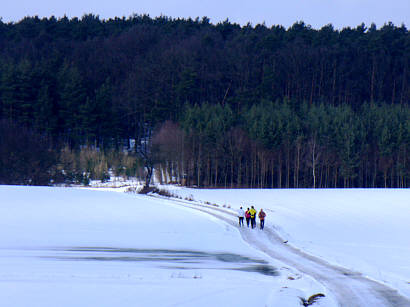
left=0, top=15, right=408, bottom=187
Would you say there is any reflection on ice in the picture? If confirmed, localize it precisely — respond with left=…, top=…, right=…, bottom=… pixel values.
left=40, top=247, right=279, bottom=277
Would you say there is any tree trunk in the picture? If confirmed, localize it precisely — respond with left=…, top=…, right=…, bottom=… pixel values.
left=277, top=152, right=282, bottom=188
left=231, top=154, right=234, bottom=188
left=286, top=145, right=290, bottom=188
left=294, top=140, right=301, bottom=188
left=311, top=139, right=317, bottom=188
left=214, top=157, right=218, bottom=187
left=271, top=157, right=275, bottom=189
left=197, top=143, right=201, bottom=187
left=145, top=165, right=153, bottom=188
left=237, top=156, right=242, bottom=187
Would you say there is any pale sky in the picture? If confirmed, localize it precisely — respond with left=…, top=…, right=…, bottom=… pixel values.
left=1, top=0, right=409, bottom=29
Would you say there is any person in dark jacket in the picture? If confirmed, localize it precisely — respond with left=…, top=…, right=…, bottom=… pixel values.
left=245, top=208, right=251, bottom=227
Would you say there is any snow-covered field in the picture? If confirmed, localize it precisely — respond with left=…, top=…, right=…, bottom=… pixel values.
left=0, top=186, right=331, bottom=307
left=0, top=185, right=409, bottom=306
left=165, top=187, right=410, bottom=301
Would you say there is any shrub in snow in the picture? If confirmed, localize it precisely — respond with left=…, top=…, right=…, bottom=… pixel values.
left=184, top=195, right=195, bottom=201
left=300, top=293, right=325, bottom=306
left=138, top=186, right=156, bottom=194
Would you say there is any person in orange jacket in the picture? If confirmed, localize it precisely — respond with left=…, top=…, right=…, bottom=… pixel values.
left=258, top=209, right=266, bottom=230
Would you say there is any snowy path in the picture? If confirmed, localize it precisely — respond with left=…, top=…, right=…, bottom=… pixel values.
left=153, top=195, right=410, bottom=307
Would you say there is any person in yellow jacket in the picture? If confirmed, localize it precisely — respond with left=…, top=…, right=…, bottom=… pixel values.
left=249, top=206, right=257, bottom=229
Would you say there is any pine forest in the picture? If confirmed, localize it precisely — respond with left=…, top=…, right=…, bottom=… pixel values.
left=0, top=15, right=408, bottom=188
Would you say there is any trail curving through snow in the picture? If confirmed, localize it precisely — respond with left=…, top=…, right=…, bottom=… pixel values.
left=152, top=195, right=410, bottom=307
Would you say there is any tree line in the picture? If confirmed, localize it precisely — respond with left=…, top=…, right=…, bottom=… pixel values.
left=0, top=15, right=408, bottom=187
left=153, top=101, right=408, bottom=188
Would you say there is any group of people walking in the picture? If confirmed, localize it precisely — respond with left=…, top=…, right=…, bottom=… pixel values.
left=237, top=206, right=266, bottom=230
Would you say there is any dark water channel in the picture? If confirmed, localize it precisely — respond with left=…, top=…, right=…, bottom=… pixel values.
left=42, top=247, right=279, bottom=277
